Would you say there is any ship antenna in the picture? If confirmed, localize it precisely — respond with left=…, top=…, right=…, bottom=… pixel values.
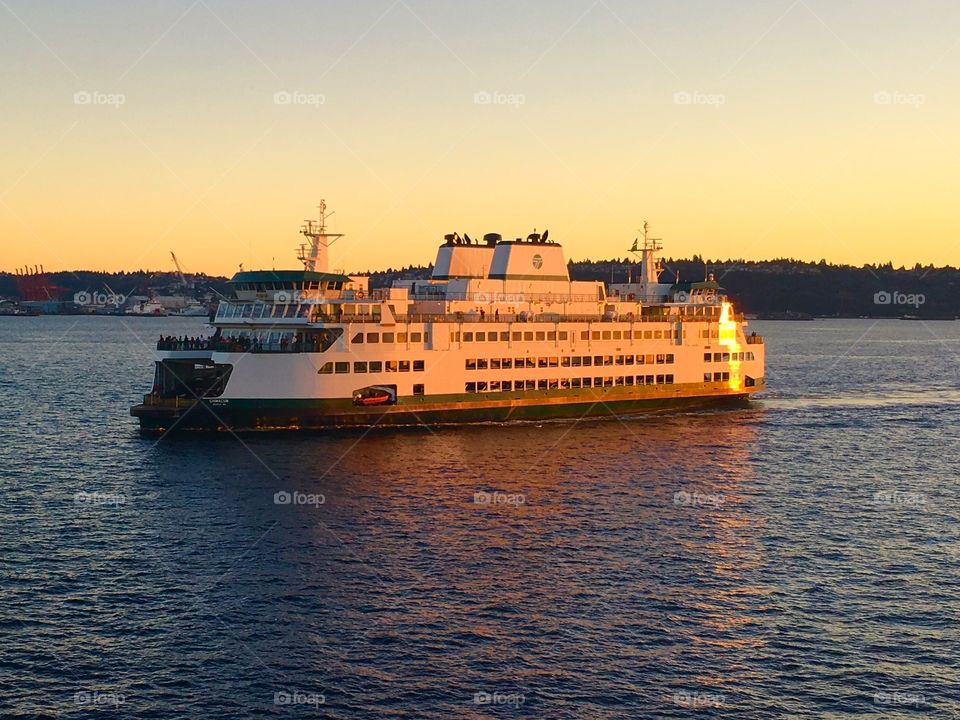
left=299, top=199, right=344, bottom=273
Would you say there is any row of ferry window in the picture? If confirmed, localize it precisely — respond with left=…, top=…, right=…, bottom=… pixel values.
left=466, top=375, right=675, bottom=393
left=453, top=328, right=679, bottom=343
left=706, top=372, right=732, bottom=382
left=705, top=351, right=756, bottom=362
left=319, top=360, right=427, bottom=374
left=218, top=303, right=312, bottom=319
left=466, top=354, right=674, bottom=370
left=352, top=332, right=429, bottom=344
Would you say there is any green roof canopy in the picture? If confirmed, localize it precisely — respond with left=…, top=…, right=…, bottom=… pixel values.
left=229, top=270, right=353, bottom=284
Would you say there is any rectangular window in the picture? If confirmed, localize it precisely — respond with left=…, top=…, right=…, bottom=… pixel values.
left=548, top=357, right=559, bottom=367
left=366, top=333, right=380, bottom=344
left=319, top=362, right=333, bottom=374
left=666, top=374, right=674, bottom=384
left=514, top=380, right=525, bottom=391
left=382, top=333, right=395, bottom=343
left=399, top=360, right=410, bottom=372
left=637, top=375, right=645, bottom=385
left=615, top=355, right=625, bottom=365
left=594, top=355, right=603, bottom=366
left=491, top=358, right=501, bottom=370
left=525, top=380, right=536, bottom=390
left=476, top=332, right=486, bottom=341
left=411, top=332, right=422, bottom=342
left=645, top=354, right=655, bottom=365
left=561, top=356, right=571, bottom=367
left=656, top=374, right=665, bottom=384
left=603, top=356, right=613, bottom=366
left=560, top=378, right=571, bottom=389
left=613, top=331, right=622, bottom=340
left=571, top=356, right=582, bottom=367
left=354, top=361, right=368, bottom=374
left=477, top=359, right=488, bottom=370
left=722, top=372, right=730, bottom=381
left=397, top=333, right=408, bottom=343
left=559, top=332, right=569, bottom=341
left=572, top=378, right=582, bottom=388
left=524, top=332, right=534, bottom=341
left=463, top=332, right=474, bottom=342
left=714, top=352, right=722, bottom=362
left=501, top=380, right=512, bottom=392
left=547, top=331, right=557, bottom=341
left=538, top=379, right=548, bottom=390
left=604, top=377, right=614, bottom=387
left=656, top=354, right=665, bottom=364
left=413, top=360, right=425, bottom=372
left=616, top=376, right=625, bottom=386
left=722, top=352, right=730, bottom=362
left=666, top=354, right=674, bottom=364
left=582, top=377, right=592, bottom=388
left=625, top=376, right=634, bottom=386
left=369, top=361, right=383, bottom=373
left=582, top=356, right=593, bottom=367
left=592, top=332, right=601, bottom=340
left=538, top=357, right=548, bottom=368
left=625, top=355, right=635, bottom=366
left=525, top=357, right=536, bottom=368
left=581, top=331, right=589, bottom=340
left=335, top=362, right=350, bottom=374
left=466, top=382, right=476, bottom=393
left=386, top=361, right=398, bottom=372
left=500, top=332, right=509, bottom=342
left=490, top=381, right=501, bottom=391
left=513, top=332, right=522, bottom=341
left=704, top=352, right=711, bottom=362
left=644, top=330, right=653, bottom=339
left=602, top=331, right=611, bottom=340
left=713, top=372, right=723, bottom=381
left=646, top=375, right=654, bottom=384
left=413, top=384, right=425, bottom=396
left=477, top=381, right=488, bottom=392
left=536, top=331, right=546, bottom=341
left=466, top=359, right=477, bottom=371
left=595, top=376, right=604, bottom=387
left=502, top=358, right=513, bottom=369
left=548, top=378, right=559, bottom=389
left=704, top=373, right=712, bottom=382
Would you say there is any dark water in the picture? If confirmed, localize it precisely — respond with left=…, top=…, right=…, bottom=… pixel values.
left=2, top=317, right=959, bottom=719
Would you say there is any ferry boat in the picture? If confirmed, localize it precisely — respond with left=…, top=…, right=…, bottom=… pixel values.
left=131, top=204, right=765, bottom=431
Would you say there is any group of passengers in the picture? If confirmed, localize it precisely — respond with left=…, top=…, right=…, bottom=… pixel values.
left=157, top=335, right=211, bottom=351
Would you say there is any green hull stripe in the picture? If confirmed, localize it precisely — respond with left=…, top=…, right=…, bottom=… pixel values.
left=132, top=382, right=761, bottom=431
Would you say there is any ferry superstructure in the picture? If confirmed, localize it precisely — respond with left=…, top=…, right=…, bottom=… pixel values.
left=131, top=205, right=765, bottom=431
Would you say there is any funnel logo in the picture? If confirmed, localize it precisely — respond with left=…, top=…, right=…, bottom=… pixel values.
left=532, top=254, right=543, bottom=269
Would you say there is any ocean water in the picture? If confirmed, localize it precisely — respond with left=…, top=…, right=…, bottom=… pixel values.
left=1, top=317, right=959, bottom=719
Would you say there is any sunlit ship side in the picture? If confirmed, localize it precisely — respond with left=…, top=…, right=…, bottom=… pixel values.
left=131, top=206, right=765, bottom=432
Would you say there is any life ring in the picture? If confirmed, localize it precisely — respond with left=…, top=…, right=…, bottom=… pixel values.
left=356, top=289, right=365, bottom=299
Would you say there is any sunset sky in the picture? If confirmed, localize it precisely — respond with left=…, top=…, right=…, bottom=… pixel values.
left=2, top=0, right=959, bottom=276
